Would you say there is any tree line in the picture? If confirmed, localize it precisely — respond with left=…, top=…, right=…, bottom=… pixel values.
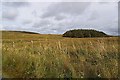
left=63, top=29, right=109, bottom=38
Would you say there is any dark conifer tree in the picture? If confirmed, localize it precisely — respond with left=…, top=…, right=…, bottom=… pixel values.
left=63, top=29, right=109, bottom=38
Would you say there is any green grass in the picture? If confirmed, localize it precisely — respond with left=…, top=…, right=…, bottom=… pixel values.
left=2, top=31, right=119, bottom=78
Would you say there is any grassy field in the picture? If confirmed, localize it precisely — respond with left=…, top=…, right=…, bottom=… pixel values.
left=2, top=31, right=119, bottom=78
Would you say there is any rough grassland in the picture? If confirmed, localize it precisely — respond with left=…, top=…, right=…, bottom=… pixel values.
left=2, top=31, right=119, bottom=78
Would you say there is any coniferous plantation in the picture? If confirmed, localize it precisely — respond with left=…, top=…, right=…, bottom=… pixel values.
left=63, top=29, right=109, bottom=38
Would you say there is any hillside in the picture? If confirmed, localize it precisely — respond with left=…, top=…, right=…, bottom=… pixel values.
left=2, top=31, right=119, bottom=78
left=63, top=29, right=109, bottom=38
left=1, top=31, right=62, bottom=40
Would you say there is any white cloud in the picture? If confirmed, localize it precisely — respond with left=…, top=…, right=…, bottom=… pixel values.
left=2, top=7, right=18, bottom=20
left=41, top=2, right=91, bottom=18
left=2, top=2, right=29, bottom=7
left=1, top=2, right=118, bottom=35
left=2, top=2, right=30, bottom=21
left=2, top=0, right=119, bottom=2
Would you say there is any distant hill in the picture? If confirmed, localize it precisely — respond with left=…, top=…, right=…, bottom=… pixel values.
left=2, top=30, right=39, bottom=34
left=63, top=29, right=109, bottom=38
left=1, top=30, right=62, bottom=40
left=1, top=30, right=40, bottom=39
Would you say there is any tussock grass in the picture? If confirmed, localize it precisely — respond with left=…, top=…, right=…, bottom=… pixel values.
left=2, top=31, right=119, bottom=78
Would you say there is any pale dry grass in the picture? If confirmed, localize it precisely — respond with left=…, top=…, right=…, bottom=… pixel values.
left=2, top=31, right=119, bottom=78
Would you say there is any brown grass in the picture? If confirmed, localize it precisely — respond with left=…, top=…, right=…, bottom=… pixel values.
left=2, top=31, right=119, bottom=78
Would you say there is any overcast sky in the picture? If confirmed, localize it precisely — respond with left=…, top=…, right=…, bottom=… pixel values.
left=1, top=0, right=119, bottom=35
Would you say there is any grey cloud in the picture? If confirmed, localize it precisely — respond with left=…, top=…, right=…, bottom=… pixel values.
left=50, top=27, right=67, bottom=34
left=32, top=10, right=37, bottom=17
left=88, top=11, right=98, bottom=21
left=54, top=14, right=66, bottom=21
left=32, top=20, right=52, bottom=28
left=99, top=23, right=118, bottom=35
left=41, top=2, right=91, bottom=18
left=2, top=2, right=118, bottom=35
left=2, top=2, right=29, bottom=7
left=2, top=8, right=18, bottom=20
left=99, top=2, right=110, bottom=4
left=2, top=2, right=29, bottom=20
left=32, top=21, right=67, bottom=34
left=100, top=27, right=118, bottom=36
left=105, top=28, right=118, bottom=35
left=118, top=2, right=120, bottom=25
left=2, top=0, right=26, bottom=2
left=3, top=25, right=19, bottom=30
left=22, top=20, right=32, bottom=25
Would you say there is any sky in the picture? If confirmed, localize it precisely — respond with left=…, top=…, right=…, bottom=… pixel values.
left=1, top=0, right=119, bottom=35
